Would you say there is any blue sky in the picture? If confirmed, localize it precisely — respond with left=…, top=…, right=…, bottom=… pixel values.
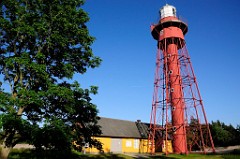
left=1, top=1, right=239, bottom=127
left=80, top=0, right=240, bottom=127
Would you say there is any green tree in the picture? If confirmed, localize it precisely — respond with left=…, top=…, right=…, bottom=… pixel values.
left=210, top=120, right=237, bottom=146
left=236, top=125, right=240, bottom=145
left=221, top=123, right=240, bottom=146
left=0, top=0, right=102, bottom=158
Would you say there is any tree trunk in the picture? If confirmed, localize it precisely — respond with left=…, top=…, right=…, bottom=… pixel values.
left=0, top=146, right=11, bottom=159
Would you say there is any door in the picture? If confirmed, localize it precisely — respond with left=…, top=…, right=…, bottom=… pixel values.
left=111, top=138, right=122, bottom=153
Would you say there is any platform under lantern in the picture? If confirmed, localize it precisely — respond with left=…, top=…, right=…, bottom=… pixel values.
left=147, top=4, right=215, bottom=154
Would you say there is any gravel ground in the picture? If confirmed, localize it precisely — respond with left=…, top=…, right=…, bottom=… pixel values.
left=215, top=145, right=240, bottom=153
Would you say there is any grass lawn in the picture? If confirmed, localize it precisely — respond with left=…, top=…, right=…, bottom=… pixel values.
left=7, top=149, right=240, bottom=159
left=8, top=149, right=134, bottom=159
left=152, top=154, right=238, bottom=159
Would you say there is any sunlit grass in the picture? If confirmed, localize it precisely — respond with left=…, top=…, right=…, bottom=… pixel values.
left=150, top=153, right=240, bottom=159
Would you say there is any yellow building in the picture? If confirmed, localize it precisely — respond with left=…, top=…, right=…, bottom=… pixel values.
left=86, top=117, right=149, bottom=154
left=162, top=140, right=173, bottom=153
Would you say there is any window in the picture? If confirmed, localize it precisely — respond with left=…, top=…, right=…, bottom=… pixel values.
left=172, top=8, right=176, bottom=16
left=126, top=140, right=132, bottom=147
left=134, top=139, right=139, bottom=149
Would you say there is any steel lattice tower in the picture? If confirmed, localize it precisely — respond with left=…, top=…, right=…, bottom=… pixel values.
left=148, top=4, right=215, bottom=154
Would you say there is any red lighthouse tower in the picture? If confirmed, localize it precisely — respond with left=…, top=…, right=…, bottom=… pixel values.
left=148, top=4, right=215, bottom=154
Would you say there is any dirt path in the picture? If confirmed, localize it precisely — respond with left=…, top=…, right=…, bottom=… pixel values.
left=13, top=144, right=34, bottom=149
left=215, top=145, right=240, bottom=154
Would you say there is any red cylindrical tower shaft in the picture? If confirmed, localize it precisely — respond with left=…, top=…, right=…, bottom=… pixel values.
left=166, top=43, right=186, bottom=153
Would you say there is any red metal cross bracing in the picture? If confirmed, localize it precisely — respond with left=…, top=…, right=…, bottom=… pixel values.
left=147, top=4, right=215, bottom=155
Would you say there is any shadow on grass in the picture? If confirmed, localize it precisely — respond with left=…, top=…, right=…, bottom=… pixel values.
left=147, top=156, right=177, bottom=159
left=9, top=149, right=127, bottom=159
left=220, top=149, right=240, bottom=159
left=10, top=149, right=240, bottom=159
left=77, top=154, right=127, bottom=159
left=142, top=154, right=179, bottom=159
left=9, top=149, right=78, bottom=159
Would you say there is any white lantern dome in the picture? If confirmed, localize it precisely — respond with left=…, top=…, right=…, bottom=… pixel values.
left=160, top=4, right=177, bottom=19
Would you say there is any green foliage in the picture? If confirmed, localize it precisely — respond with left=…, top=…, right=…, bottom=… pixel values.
left=32, top=119, right=72, bottom=151
left=210, top=120, right=240, bottom=147
left=1, top=114, right=34, bottom=146
left=0, top=0, right=102, bottom=154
